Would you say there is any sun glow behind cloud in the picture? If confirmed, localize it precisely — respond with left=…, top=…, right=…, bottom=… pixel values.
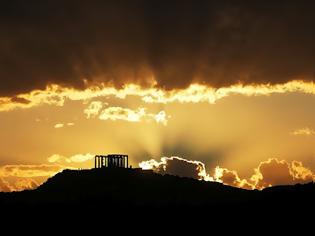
left=1, top=80, right=315, bottom=112
left=1, top=80, right=315, bottom=192
left=2, top=154, right=314, bottom=192
left=2, top=0, right=315, bottom=195
left=139, top=157, right=315, bottom=190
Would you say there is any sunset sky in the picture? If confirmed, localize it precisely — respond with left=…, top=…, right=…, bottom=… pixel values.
left=1, top=0, right=315, bottom=191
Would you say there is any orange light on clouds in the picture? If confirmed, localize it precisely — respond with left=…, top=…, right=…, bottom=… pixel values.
left=1, top=80, right=315, bottom=112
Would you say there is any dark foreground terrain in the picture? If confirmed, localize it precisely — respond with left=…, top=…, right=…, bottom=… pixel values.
left=0, top=168, right=314, bottom=221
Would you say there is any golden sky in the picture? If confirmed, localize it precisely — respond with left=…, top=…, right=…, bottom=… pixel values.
left=1, top=81, right=315, bottom=191
left=1, top=1, right=315, bottom=191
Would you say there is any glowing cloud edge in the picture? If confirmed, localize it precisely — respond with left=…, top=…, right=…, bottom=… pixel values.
left=1, top=80, right=315, bottom=112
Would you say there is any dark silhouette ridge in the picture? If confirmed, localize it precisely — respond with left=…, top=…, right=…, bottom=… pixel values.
left=0, top=167, right=314, bottom=215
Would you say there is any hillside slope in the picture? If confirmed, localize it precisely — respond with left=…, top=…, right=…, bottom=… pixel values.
left=0, top=168, right=314, bottom=212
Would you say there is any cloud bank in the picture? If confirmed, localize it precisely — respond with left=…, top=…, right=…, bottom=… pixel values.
left=1, top=0, right=315, bottom=97
left=139, top=157, right=315, bottom=189
left=139, top=156, right=212, bottom=181
left=1, top=156, right=314, bottom=192
left=2, top=81, right=315, bottom=113
left=0, top=164, right=67, bottom=192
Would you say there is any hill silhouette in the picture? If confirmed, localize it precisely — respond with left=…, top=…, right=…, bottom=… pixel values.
left=0, top=168, right=314, bottom=214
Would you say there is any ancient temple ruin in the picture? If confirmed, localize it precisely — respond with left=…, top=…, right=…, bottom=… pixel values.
left=94, top=154, right=128, bottom=169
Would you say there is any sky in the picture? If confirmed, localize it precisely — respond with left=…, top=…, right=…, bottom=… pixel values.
left=1, top=0, right=315, bottom=191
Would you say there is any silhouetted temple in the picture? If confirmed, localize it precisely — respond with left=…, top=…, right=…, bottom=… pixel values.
left=95, top=154, right=128, bottom=169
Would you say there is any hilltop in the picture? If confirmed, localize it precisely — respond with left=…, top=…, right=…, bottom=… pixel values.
left=0, top=168, right=314, bottom=214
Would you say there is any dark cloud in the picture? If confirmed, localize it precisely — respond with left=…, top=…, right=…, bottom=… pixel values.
left=10, top=96, right=30, bottom=104
left=157, top=158, right=202, bottom=179
left=142, top=156, right=206, bottom=179
left=140, top=157, right=315, bottom=189
left=252, top=158, right=315, bottom=189
left=1, top=0, right=315, bottom=96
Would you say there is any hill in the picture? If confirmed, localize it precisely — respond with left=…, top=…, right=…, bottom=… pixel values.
left=0, top=168, right=314, bottom=214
